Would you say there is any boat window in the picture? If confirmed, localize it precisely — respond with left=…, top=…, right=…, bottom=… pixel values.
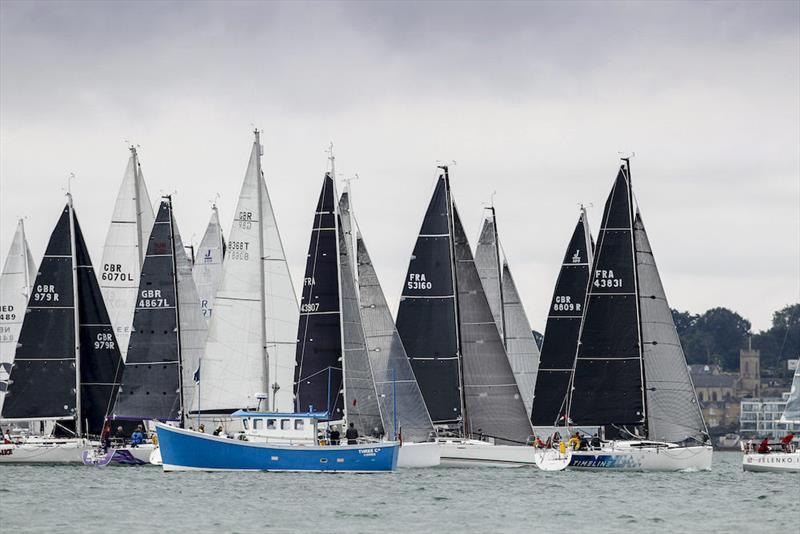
left=267, top=419, right=276, bottom=429
left=281, top=419, right=291, bottom=430
left=252, top=419, right=262, bottom=430
left=295, top=419, right=304, bottom=430
left=242, top=419, right=249, bottom=430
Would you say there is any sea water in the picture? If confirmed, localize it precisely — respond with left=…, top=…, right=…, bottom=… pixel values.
left=1, top=452, right=797, bottom=532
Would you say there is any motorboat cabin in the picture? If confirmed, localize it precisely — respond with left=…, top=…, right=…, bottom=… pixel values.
left=234, top=411, right=328, bottom=445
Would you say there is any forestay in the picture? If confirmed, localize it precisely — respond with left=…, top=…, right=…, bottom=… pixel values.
left=99, top=148, right=155, bottom=361
left=0, top=220, right=37, bottom=412
left=193, top=205, right=226, bottom=322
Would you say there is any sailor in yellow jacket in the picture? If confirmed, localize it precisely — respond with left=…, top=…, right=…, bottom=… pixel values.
left=568, top=433, right=581, bottom=450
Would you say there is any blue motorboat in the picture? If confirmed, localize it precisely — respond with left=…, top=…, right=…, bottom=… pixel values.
left=155, top=411, right=399, bottom=473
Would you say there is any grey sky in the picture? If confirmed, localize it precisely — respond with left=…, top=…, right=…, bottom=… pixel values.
left=1, top=0, right=798, bottom=332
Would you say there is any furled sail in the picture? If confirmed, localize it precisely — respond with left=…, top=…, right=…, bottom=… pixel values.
left=337, top=197, right=382, bottom=436
left=635, top=212, right=707, bottom=442
left=396, top=175, right=462, bottom=424
left=100, top=147, right=155, bottom=361
left=193, top=205, right=226, bottom=322
left=780, top=365, right=800, bottom=424
left=453, top=207, right=533, bottom=445
left=568, top=165, right=645, bottom=428
left=3, top=200, right=124, bottom=437
left=0, top=220, right=37, bottom=412
left=530, top=209, right=593, bottom=426
left=474, top=212, right=541, bottom=417
left=112, top=199, right=207, bottom=422
left=295, top=174, right=343, bottom=417
left=197, top=134, right=298, bottom=415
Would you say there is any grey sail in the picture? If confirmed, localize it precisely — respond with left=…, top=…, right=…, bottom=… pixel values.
left=500, top=263, right=540, bottom=417
left=780, top=365, right=800, bottom=424
left=342, top=193, right=435, bottom=442
left=453, top=206, right=533, bottom=445
left=337, top=206, right=383, bottom=437
left=474, top=218, right=504, bottom=339
left=636, top=212, right=707, bottom=443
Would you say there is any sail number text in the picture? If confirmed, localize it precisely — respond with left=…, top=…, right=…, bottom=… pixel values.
left=0, top=304, right=16, bottom=321
left=593, top=269, right=623, bottom=288
left=553, top=296, right=581, bottom=312
left=228, top=241, right=250, bottom=261
left=94, top=332, right=116, bottom=350
left=101, top=263, right=134, bottom=281
left=407, top=273, right=432, bottom=290
left=33, top=284, right=60, bottom=302
left=237, top=211, right=254, bottom=230
left=138, top=289, right=171, bottom=308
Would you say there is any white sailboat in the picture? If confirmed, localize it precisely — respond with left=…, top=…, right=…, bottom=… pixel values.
left=193, top=204, right=226, bottom=322
left=99, top=147, right=155, bottom=361
left=474, top=207, right=541, bottom=417
left=192, top=131, right=298, bottom=427
left=742, top=365, right=800, bottom=473
left=0, top=219, right=37, bottom=414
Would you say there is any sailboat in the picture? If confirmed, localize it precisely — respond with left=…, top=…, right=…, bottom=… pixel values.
left=339, top=191, right=440, bottom=467
left=530, top=207, right=593, bottom=428
left=396, top=166, right=537, bottom=467
left=474, top=207, right=540, bottom=417
left=0, top=220, right=37, bottom=414
left=90, top=197, right=208, bottom=466
left=560, top=160, right=712, bottom=471
left=190, top=131, right=298, bottom=427
left=99, top=146, right=155, bottom=362
left=742, top=365, right=800, bottom=472
left=154, top=152, right=398, bottom=472
left=0, top=194, right=126, bottom=463
left=193, top=204, right=226, bottom=322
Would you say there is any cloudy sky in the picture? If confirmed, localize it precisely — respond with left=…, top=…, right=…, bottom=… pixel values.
left=1, top=0, right=798, bottom=332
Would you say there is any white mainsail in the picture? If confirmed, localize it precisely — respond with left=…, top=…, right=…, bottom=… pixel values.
left=195, top=132, right=298, bottom=414
left=99, top=147, right=155, bottom=361
left=0, top=219, right=37, bottom=413
left=193, top=205, right=225, bottom=322
left=780, top=365, right=800, bottom=424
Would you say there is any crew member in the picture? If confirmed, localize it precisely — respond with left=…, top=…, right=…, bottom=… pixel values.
left=345, top=423, right=359, bottom=445
left=131, top=425, right=145, bottom=447
left=329, top=425, right=341, bottom=445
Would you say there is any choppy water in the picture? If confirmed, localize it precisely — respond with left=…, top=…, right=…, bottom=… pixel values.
left=2, top=452, right=797, bottom=533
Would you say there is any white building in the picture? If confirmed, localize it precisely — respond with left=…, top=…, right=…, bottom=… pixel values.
left=740, top=393, right=800, bottom=439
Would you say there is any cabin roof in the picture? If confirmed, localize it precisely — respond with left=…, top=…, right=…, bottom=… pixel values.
left=231, top=410, right=329, bottom=419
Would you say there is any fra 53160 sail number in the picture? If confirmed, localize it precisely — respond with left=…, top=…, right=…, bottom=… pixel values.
left=407, top=273, right=432, bottom=290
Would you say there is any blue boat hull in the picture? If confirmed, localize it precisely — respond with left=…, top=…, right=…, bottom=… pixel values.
left=155, top=423, right=399, bottom=472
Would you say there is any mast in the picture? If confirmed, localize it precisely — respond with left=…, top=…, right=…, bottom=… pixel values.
left=490, top=205, right=507, bottom=346
left=254, top=130, right=270, bottom=408
left=132, top=146, right=145, bottom=269
left=622, top=157, right=647, bottom=435
left=67, top=191, right=82, bottom=437
left=442, top=165, right=467, bottom=437
left=165, top=195, right=186, bottom=428
left=329, top=143, right=348, bottom=421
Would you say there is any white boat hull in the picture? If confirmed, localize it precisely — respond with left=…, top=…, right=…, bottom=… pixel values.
left=149, top=446, right=163, bottom=465
left=742, top=452, right=800, bottom=472
left=0, top=438, right=94, bottom=463
left=438, top=439, right=537, bottom=467
left=568, top=442, right=712, bottom=471
left=397, top=441, right=440, bottom=468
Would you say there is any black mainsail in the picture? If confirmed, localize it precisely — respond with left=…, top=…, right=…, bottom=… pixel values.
left=2, top=197, right=124, bottom=437
left=530, top=208, right=593, bottom=426
left=112, top=197, right=206, bottom=424
left=397, top=167, right=533, bottom=444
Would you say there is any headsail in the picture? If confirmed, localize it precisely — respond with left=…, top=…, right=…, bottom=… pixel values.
left=100, top=147, right=155, bottom=361
left=3, top=201, right=124, bottom=437
left=568, top=165, right=645, bottom=429
left=453, top=206, right=533, bottom=444
left=396, top=175, right=462, bottom=424
left=0, top=220, right=37, bottom=412
left=197, top=134, right=298, bottom=415
left=112, top=199, right=207, bottom=423
left=530, top=209, right=593, bottom=426
left=295, top=174, right=343, bottom=418
left=780, top=365, right=800, bottom=424
left=193, top=205, right=226, bottom=322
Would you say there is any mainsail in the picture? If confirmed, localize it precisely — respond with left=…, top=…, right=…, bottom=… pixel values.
left=196, top=132, right=298, bottom=415
left=530, top=209, right=593, bottom=426
left=193, top=204, right=226, bottom=322
left=567, top=161, right=707, bottom=442
left=0, top=219, right=37, bottom=412
left=397, top=168, right=533, bottom=444
left=474, top=210, right=541, bottom=417
left=112, top=198, right=207, bottom=423
left=2, top=198, right=124, bottom=437
left=100, top=147, right=155, bottom=361
left=780, top=365, right=800, bottom=424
